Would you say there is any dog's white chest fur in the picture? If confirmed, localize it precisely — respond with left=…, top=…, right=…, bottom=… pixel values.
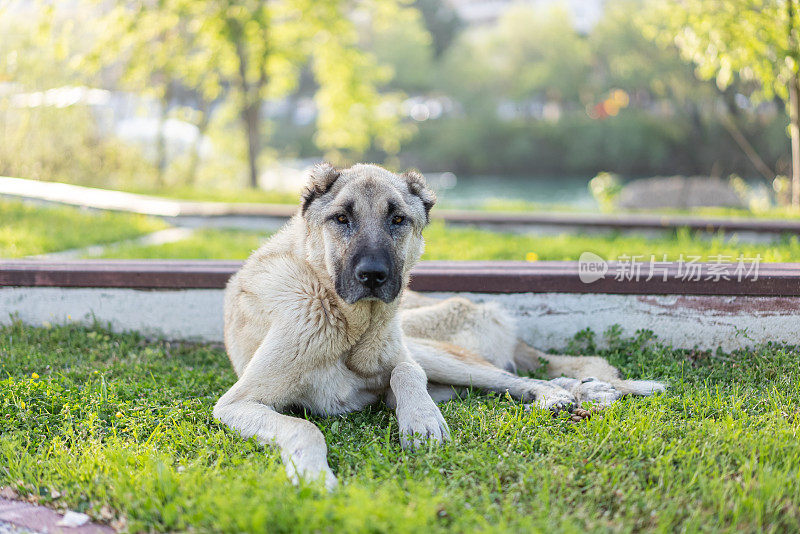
left=292, top=300, right=399, bottom=415
left=296, top=361, right=386, bottom=415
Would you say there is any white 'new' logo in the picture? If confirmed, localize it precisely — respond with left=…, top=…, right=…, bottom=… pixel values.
left=578, top=252, right=608, bottom=283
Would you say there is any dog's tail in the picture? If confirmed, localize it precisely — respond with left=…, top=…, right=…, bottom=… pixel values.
left=608, top=378, right=667, bottom=396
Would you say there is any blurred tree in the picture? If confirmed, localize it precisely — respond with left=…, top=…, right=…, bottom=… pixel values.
left=362, top=3, right=436, bottom=92
left=413, top=0, right=462, bottom=58
left=441, top=4, right=590, bottom=117
left=647, top=0, right=800, bottom=208
left=78, top=1, right=226, bottom=186
left=81, top=0, right=409, bottom=189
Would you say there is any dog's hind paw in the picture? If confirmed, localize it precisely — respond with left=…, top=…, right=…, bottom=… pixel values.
left=573, top=377, right=623, bottom=408
left=519, top=379, right=576, bottom=413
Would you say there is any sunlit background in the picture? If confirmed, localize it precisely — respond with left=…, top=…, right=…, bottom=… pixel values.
left=2, top=0, right=798, bottom=213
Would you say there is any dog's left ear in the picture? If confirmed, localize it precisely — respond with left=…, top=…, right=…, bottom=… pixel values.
left=301, top=163, right=341, bottom=215
left=402, top=170, right=436, bottom=223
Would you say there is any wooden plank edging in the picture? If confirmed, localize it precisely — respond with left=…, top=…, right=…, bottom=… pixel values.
left=1, top=260, right=799, bottom=296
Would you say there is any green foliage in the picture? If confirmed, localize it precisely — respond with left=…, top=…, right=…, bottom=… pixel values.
left=0, top=199, right=166, bottom=258
left=0, top=105, right=157, bottom=190
left=61, top=0, right=416, bottom=188
left=643, top=0, right=800, bottom=205
left=3, top=322, right=800, bottom=531
left=407, top=110, right=697, bottom=176
left=364, top=4, right=436, bottom=93
left=589, top=172, right=623, bottom=211
left=645, top=0, right=799, bottom=103
left=443, top=5, right=590, bottom=103
left=395, top=0, right=789, bottom=179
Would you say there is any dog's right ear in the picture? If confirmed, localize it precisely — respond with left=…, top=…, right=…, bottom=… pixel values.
left=301, top=163, right=341, bottom=215
left=402, top=170, right=436, bottom=223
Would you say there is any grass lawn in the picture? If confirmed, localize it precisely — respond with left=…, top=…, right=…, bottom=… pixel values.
left=93, top=228, right=267, bottom=260
left=90, top=221, right=800, bottom=262
left=422, top=223, right=800, bottom=262
left=4, top=195, right=799, bottom=262
left=0, top=199, right=167, bottom=258
left=2, top=322, right=800, bottom=532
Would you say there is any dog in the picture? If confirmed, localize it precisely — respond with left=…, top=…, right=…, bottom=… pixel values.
left=213, top=163, right=665, bottom=490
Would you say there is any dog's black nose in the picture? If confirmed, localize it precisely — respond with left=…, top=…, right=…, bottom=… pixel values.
left=355, top=258, right=389, bottom=289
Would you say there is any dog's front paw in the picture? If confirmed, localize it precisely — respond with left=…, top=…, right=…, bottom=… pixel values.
left=397, top=400, right=451, bottom=450
left=283, top=453, right=338, bottom=491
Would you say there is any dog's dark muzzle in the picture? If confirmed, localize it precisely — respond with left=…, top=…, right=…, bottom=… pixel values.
left=355, top=254, right=389, bottom=290
left=337, top=246, right=400, bottom=304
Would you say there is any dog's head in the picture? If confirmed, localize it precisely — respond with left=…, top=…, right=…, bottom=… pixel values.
left=300, top=163, right=435, bottom=304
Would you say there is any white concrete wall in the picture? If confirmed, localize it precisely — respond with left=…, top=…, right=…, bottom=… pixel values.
left=1, top=287, right=224, bottom=342
left=1, top=286, right=798, bottom=351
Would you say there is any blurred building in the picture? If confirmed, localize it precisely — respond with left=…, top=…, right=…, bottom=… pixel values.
left=446, top=0, right=604, bottom=33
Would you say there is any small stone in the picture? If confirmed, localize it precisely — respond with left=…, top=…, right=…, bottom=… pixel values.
left=57, top=511, right=91, bottom=528
left=99, top=504, right=114, bottom=520
left=0, top=487, right=19, bottom=500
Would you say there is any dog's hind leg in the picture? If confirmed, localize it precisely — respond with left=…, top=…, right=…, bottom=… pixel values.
left=513, top=342, right=666, bottom=404
left=407, top=337, right=576, bottom=412
left=401, top=295, right=519, bottom=372
left=401, top=294, right=664, bottom=407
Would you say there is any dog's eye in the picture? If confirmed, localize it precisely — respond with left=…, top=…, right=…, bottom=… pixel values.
left=391, top=215, right=404, bottom=225
left=335, top=214, right=349, bottom=225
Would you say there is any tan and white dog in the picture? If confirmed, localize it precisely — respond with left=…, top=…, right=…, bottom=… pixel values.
left=214, top=163, right=664, bottom=489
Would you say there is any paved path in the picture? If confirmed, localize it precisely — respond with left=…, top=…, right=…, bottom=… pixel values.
left=0, top=176, right=295, bottom=217
left=0, top=498, right=113, bottom=534
left=0, top=520, right=33, bottom=533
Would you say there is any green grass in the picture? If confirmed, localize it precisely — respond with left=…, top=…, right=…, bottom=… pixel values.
left=460, top=197, right=800, bottom=220
left=2, top=322, right=800, bottom=532
left=5, top=194, right=799, bottom=262
left=90, top=221, right=800, bottom=262
left=92, top=228, right=267, bottom=260
left=422, top=222, right=800, bottom=262
left=0, top=199, right=167, bottom=258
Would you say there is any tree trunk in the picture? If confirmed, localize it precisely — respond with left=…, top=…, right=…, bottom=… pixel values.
left=234, top=38, right=264, bottom=190
left=155, top=93, right=169, bottom=188
left=720, top=114, right=774, bottom=182
left=186, top=101, right=211, bottom=186
left=790, top=73, right=800, bottom=209
left=243, top=99, right=260, bottom=189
